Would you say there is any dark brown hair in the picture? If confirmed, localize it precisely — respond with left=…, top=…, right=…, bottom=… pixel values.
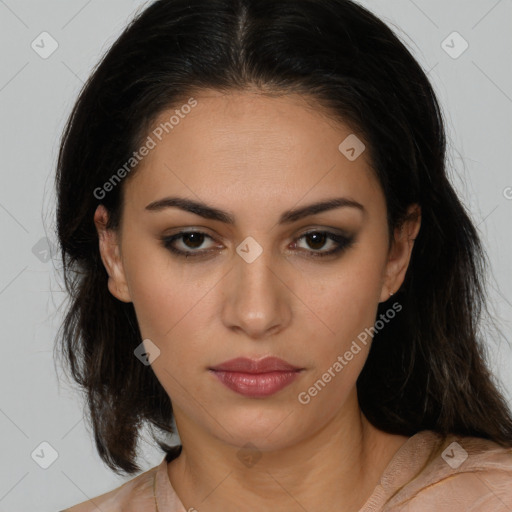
left=54, top=0, right=512, bottom=475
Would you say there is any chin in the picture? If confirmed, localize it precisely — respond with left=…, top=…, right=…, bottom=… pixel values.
left=208, top=406, right=305, bottom=450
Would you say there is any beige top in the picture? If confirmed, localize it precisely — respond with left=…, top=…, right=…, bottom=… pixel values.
left=62, top=430, right=512, bottom=511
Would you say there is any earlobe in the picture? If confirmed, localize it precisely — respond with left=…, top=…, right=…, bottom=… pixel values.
left=93, top=204, right=132, bottom=303
left=379, top=204, right=421, bottom=303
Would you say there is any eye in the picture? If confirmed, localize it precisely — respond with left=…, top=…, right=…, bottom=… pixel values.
left=161, top=229, right=355, bottom=259
left=162, top=231, right=218, bottom=258
left=292, top=230, right=355, bottom=258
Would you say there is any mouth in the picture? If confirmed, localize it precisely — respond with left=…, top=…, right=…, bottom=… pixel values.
left=208, top=357, right=304, bottom=398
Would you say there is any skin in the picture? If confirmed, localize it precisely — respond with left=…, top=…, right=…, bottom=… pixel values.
left=94, top=89, right=421, bottom=512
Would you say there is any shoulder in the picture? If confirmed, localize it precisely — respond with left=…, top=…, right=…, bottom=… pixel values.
left=60, top=464, right=159, bottom=512
left=389, top=432, right=512, bottom=511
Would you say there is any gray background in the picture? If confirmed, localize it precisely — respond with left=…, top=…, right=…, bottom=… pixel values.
left=0, top=1, right=511, bottom=511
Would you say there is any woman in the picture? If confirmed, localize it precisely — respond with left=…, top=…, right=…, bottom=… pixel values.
left=55, top=0, right=512, bottom=510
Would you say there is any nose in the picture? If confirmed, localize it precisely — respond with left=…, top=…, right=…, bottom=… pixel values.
left=221, top=243, right=292, bottom=340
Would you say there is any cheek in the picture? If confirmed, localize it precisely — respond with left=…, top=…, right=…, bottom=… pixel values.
left=129, top=269, right=207, bottom=401
left=130, top=275, right=202, bottom=344
left=307, top=262, right=384, bottom=342
left=122, top=241, right=200, bottom=335
left=124, top=253, right=216, bottom=380
left=308, top=288, right=377, bottom=387
left=300, top=254, right=384, bottom=391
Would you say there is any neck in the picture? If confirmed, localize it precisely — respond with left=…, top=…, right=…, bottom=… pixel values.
left=167, top=393, right=409, bottom=512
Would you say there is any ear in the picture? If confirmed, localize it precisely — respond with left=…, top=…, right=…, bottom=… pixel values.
left=93, top=204, right=132, bottom=303
left=379, top=204, right=421, bottom=303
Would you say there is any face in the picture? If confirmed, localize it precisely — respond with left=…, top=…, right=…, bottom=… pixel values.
left=95, top=89, right=420, bottom=452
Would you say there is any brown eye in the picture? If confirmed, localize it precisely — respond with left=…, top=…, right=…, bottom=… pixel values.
left=162, top=231, right=217, bottom=258
left=181, top=232, right=206, bottom=249
left=161, top=230, right=355, bottom=260
left=303, top=232, right=329, bottom=250
left=293, top=231, right=355, bottom=258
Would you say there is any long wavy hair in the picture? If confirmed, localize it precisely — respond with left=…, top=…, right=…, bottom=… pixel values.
left=54, top=0, right=512, bottom=475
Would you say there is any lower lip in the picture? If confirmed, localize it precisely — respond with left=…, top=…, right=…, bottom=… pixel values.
left=209, top=370, right=301, bottom=397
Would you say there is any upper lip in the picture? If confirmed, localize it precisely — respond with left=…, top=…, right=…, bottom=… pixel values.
left=209, top=356, right=302, bottom=373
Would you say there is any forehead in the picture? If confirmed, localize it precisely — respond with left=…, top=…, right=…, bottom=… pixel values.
left=123, top=89, right=381, bottom=212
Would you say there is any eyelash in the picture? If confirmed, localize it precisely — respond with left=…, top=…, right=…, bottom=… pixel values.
left=161, top=230, right=355, bottom=260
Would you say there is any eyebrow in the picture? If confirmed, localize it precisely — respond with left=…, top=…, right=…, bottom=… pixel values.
left=145, top=196, right=366, bottom=224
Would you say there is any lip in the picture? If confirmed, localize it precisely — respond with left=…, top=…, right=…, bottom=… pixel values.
left=208, top=357, right=304, bottom=398
left=209, top=356, right=302, bottom=373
